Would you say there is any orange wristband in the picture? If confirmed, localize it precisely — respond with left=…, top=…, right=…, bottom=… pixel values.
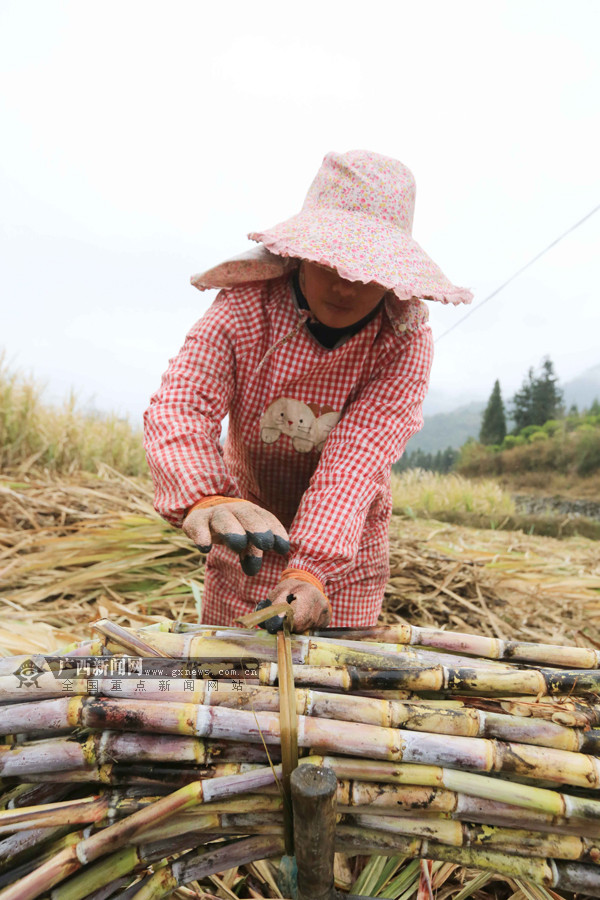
left=186, top=495, right=243, bottom=515
left=280, top=567, right=328, bottom=598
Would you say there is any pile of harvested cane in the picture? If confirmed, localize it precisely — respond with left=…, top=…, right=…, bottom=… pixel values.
left=4, top=618, right=600, bottom=900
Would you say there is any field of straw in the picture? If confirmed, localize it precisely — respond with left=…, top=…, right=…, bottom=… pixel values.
left=1, top=466, right=599, bottom=657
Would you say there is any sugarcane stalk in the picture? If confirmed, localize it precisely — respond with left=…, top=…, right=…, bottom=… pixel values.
left=134, top=795, right=284, bottom=840
left=262, top=660, right=600, bottom=694
left=0, top=830, right=85, bottom=891
left=316, top=624, right=600, bottom=670
left=0, top=731, right=276, bottom=778
left=128, top=834, right=286, bottom=900
left=77, top=874, right=135, bottom=900
left=20, top=761, right=261, bottom=787
left=89, top=622, right=172, bottom=659
left=50, top=845, right=147, bottom=900
left=335, top=825, right=600, bottom=897
left=0, top=796, right=109, bottom=834
left=338, top=826, right=556, bottom=882
left=87, top=683, right=599, bottom=753
left=303, top=755, right=600, bottom=821
left=0, top=791, right=285, bottom=835
left=0, top=764, right=281, bottom=900
left=142, top=620, right=600, bottom=674
left=8, top=751, right=600, bottom=826
left=5, top=698, right=600, bottom=790
left=495, top=695, right=600, bottom=727
left=350, top=813, right=600, bottom=863
left=0, top=825, right=70, bottom=868
left=268, top=688, right=600, bottom=752
left=0, top=782, right=73, bottom=810
left=132, top=620, right=522, bottom=671
left=93, top=623, right=519, bottom=672
left=80, top=777, right=598, bottom=844
left=341, top=781, right=600, bottom=838
left=49, top=831, right=226, bottom=900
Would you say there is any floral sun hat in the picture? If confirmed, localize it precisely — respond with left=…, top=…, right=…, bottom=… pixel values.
left=192, top=150, right=472, bottom=306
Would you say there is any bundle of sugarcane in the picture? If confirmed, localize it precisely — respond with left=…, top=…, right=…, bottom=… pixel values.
left=5, top=619, right=600, bottom=899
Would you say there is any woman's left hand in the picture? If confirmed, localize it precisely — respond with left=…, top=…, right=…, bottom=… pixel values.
left=258, top=578, right=332, bottom=633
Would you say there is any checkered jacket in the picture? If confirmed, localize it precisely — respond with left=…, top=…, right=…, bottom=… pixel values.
left=143, top=275, right=433, bottom=626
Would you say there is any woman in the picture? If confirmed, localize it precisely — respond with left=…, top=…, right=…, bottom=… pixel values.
left=143, top=150, right=472, bottom=631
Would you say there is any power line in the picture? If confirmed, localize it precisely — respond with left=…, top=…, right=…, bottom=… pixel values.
left=435, top=202, right=600, bottom=343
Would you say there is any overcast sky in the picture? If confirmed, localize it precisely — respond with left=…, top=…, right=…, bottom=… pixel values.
left=1, top=0, right=599, bottom=425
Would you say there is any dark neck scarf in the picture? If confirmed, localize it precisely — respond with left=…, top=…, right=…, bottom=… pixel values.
left=292, top=269, right=383, bottom=350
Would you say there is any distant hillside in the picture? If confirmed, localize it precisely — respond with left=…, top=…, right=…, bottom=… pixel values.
left=407, top=401, right=485, bottom=454
left=563, top=364, right=600, bottom=411
left=409, top=364, right=600, bottom=455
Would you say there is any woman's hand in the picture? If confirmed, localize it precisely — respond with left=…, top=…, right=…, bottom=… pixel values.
left=256, top=577, right=332, bottom=633
left=183, top=498, right=289, bottom=575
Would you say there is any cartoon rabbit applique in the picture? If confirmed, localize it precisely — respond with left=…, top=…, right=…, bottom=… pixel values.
left=260, top=398, right=340, bottom=453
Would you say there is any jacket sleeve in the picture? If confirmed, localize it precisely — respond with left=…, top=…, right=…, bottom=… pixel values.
left=286, top=324, right=434, bottom=584
left=143, top=291, right=241, bottom=527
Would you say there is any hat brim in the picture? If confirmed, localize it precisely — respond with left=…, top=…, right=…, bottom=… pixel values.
left=249, top=209, right=472, bottom=306
left=191, top=246, right=295, bottom=291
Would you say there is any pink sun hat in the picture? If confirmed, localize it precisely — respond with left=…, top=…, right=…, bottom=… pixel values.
left=192, top=150, right=472, bottom=306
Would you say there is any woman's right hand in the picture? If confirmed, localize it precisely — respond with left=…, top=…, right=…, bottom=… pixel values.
left=182, top=497, right=289, bottom=575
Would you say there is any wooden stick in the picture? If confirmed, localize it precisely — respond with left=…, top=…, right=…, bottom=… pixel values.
left=291, top=765, right=338, bottom=900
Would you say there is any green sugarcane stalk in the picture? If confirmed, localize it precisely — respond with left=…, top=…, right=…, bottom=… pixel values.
left=48, top=830, right=227, bottom=900
left=349, top=813, right=600, bottom=863
left=335, top=825, right=600, bottom=897
left=303, top=755, right=600, bottom=822
left=50, top=846, right=144, bottom=900
left=342, top=780, right=600, bottom=838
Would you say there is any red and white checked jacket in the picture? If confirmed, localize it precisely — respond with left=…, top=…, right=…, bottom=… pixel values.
left=144, top=275, right=433, bottom=627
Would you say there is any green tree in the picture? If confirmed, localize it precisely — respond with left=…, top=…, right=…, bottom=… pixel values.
left=531, top=357, right=563, bottom=424
left=480, top=380, right=507, bottom=445
left=510, top=358, right=562, bottom=432
left=510, top=367, right=535, bottom=433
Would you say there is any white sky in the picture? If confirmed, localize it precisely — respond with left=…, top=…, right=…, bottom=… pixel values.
left=1, top=0, right=599, bottom=424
